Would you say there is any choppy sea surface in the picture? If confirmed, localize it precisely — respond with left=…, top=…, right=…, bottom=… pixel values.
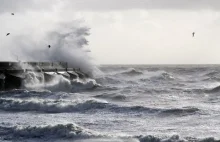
left=0, top=65, right=220, bottom=142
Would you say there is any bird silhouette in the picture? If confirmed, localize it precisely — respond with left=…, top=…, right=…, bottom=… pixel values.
left=192, top=32, right=195, bottom=37
left=48, top=45, right=51, bottom=48
left=6, top=33, right=10, bottom=36
left=11, top=13, right=14, bottom=15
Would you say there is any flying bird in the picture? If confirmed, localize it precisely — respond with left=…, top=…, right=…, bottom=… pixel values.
left=192, top=32, right=195, bottom=37
left=48, top=45, right=51, bottom=48
left=6, top=33, right=10, bottom=36
left=11, top=13, right=14, bottom=15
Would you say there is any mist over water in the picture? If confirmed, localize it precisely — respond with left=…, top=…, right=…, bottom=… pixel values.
left=0, top=10, right=101, bottom=92
left=16, top=22, right=95, bottom=72
left=0, top=6, right=98, bottom=75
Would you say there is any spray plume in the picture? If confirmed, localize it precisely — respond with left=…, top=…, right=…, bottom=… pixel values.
left=0, top=1, right=99, bottom=76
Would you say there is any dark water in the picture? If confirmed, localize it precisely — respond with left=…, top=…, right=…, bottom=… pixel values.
left=0, top=65, right=220, bottom=142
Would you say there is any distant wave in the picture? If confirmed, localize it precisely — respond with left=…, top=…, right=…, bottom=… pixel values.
left=115, top=69, right=175, bottom=81
left=94, top=93, right=127, bottom=101
left=184, top=85, right=220, bottom=94
left=137, top=135, right=219, bottom=142
left=96, top=70, right=176, bottom=87
left=120, top=68, right=143, bottom=76
left=160, top=107, right=199, bottom=116
left=205, top=85, right=220, bottom=93
left=149, top=71, right=175, bottom=81
left=200, top=70, right=220, bottom=81
left=173, top=67, right=208, bottom=75
left=96, top=76, right=122, bottom=85
left=0, top=98, right=200, bottom=116
left=202, top=77, right=220, bottom=82
left=143, top=88, right=171, bottom=94
left=203, top=70, right=219, bottom=77
left=0, top=98, right=108, bottom=113
left=114, top=106, right=200, bottom=116
left=101, top=68, right=144, bottom=78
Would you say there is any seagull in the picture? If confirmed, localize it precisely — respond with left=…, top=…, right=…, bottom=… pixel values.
left=192, top=32, right=195, bottom=37
left=48, top=45, right=51, bottom=48
left=6, top=33, right=10, bottom=36
left=11, top=13, right=14, bottom=15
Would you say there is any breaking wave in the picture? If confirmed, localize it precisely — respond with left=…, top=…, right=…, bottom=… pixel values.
left=0, top=123, right=97, bottom=140
left=23, top=73, right=100, bottom=92
left=108, top=68, right=175, bottom=81
left=96, top=70, right=176, bottom=87
left=0, top=98, right=108, bottom=113
left=0, top=97, right=200, bottom=116
left=137, top=135, right=220, bottom=142
left=0, top=124, right=219, bottom=142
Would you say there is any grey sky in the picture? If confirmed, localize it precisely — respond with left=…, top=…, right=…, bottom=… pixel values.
left=0, top=0, right=220, bottom=64
left=0, top=0, right=57, bottom=13
left=1, top=0, right=220, bottom=13
left=64, top=0, right=220, bottom=11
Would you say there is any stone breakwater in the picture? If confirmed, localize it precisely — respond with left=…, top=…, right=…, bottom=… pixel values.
left=0, top=62, right=89, bottom=90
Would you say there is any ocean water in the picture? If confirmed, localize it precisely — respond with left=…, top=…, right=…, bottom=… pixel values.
left=0, top=65, right=220, bottom=142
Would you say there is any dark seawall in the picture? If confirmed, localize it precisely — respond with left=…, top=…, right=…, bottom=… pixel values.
left=0, top=62, right=88, bottom=90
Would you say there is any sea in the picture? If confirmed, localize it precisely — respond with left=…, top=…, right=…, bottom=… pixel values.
left=0, top=65, right=220, bottom=142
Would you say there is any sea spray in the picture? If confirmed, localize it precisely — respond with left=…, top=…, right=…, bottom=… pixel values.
left=22, top=71, right=100, bottom=92
left=0, top=1, right=100, bottom=76
left=0, top=123, right=95, bottom=140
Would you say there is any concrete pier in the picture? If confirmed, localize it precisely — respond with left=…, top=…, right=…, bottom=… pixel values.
left=0, top=62, right=88, bottom=90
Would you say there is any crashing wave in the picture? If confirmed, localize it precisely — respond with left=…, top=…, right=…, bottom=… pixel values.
left=23, top=73, right=100, bottom=92
left=0, top=124, right=219, bottom=142
left=0, top=98, right=108, bottom=113
left=0, top=97, right=200, bottom=116
left=0, top=123, right=99, bottom=140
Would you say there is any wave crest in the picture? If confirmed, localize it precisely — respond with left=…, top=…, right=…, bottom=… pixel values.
left=0, top=123, right=96, bottom=140
left=150, top=71, right=175, bottom=81
left=185, top=85, right=220, bottom=94
left=206, top=85, right=220, bottom=93
left=137, top=135, right=220, bottom=142
left=0, top=98, right=200, bottom=116
left=113, top=68, right=143, bottom=76
left=0, top=98, right=108, bottom=113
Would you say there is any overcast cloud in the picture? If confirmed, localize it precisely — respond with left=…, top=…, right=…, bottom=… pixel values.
left=0, top=0, right=220, bottom=64
left=1, top=0, right=220, bottom=14
left=0, top=0, right=58, bottom=13
left=64, top=0, right=220, bottom=11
